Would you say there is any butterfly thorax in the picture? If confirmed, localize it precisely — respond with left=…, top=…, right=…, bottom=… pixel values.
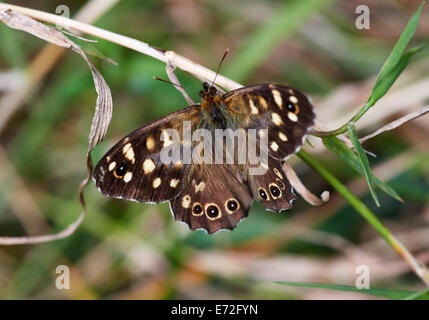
left=199, top=83, right=230, bottom=129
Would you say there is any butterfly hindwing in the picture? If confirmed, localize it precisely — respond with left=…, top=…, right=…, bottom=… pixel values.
left=93, top=105, right=200, bottom=203
left=169, top=164, right=253, bottom=234
left=247, top=157, right=295, bottom=212
left=223, top=84, right=315, bottom=160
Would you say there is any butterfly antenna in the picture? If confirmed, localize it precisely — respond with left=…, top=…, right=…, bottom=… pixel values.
left=153, top=76, right=195, bottom=94
left=211, top=48, right=229, bottom=88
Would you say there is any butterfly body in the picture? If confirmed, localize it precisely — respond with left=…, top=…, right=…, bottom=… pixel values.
left=94, top=82, right=315, bottom=233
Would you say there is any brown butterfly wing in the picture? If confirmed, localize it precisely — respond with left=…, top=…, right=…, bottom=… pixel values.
left=169, top=164, right=253, bottom=234
left=247, top=157, right=295, bottom=212
left=93, top=105, right=199, bottom=203
left=223, top=84, right=315, bottom=160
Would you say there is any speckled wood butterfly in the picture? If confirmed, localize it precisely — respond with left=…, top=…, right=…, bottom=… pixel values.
left=93, top=82, right=315, bottom=233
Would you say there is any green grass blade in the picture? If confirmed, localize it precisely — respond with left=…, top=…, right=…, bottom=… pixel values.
left=369, top=45, right=424, bottom=106
left=322, top=136, right=402, bottom=202
left=275, top=281, right=419, bottom=299
left=315, top=3, right=424, bottom=137
left=402, top=287, right=429, bottom=300
left=348, top=124, right=379, bottom=206
left=370, top=3, right=424, bottom=103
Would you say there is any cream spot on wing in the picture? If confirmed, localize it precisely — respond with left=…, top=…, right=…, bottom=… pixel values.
left=123, top=143, right=132, bottom=154
left=249, top=98, right=259, bottom=115
left=274, top=168, right=283, bottom=179
left=152, top=177, right=161, bottom=188
left=270, top=141, right=279, bottom=152
left=123, top=172, right=132, bottom=183
left=108, top=161, right=116, bottom=172
left=272, top=90, right=283, bottom=109
left=279, top=132, right=288, bottom=141
left=182, top=195, right=191, bottom=208
left=106, top=156, right=110, bottom=162
left=194, top=182, right=205, bottom=193
left=288, top=112, right=298, bottom=122
left=125, top=147, right=135, bottom=164
left=174, top=159, right=183, bottom=167
left=170, top=178, right=180, bottom=188
left=258, top=96, right=268, bottom=110
left=271, top=112, right=283, bottom=126
left=161, top=130, right=173, bottom=147
left=146, top=136, right=155, bottom=150
left=289, top=95, right=298, bottom=103
left=143, top=158, right=156, bottom=174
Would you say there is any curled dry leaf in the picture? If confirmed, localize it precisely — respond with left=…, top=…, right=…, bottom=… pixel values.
left=0, top=9, right=112, bottom=245
left=282, top=162, right=329, bottom=206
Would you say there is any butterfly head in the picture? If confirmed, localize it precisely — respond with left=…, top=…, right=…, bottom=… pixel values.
left=199, top=82, right=226, bottom=125
left=200, top=81, right=218, bottom=99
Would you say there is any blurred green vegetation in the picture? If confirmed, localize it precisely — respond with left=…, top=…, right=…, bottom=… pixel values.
left=0, top=0, right=428, bottom=299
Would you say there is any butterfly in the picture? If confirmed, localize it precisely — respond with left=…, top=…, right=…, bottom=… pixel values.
left=93, top=81, right=315, bottom=234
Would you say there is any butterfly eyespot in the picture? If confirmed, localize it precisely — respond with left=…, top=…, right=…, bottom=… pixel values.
left=114, top=163, right=128, bottom=178
left=225, top=199, right=239, bottom=214
left=258, top=188, right=269, bottom=200
left=192, top=203, right=203, bottom=216
left=205, top=203, right=221, bottom=220
left=287, top=103, right=296, bottom=113
left=269, top=183, right=282, bottom=199
left=276, top=179, right=285, bottom=190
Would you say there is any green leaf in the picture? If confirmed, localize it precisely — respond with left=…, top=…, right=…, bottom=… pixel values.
left=369, top=45, right=424, bottom=106
left=275, top=281, right=428, bottom=300
left=402, top=287, right=429, bottom=300
left=368, top=3, right=424, bottom=105
left=322, top=136, right=403, bottom=202
left=348, top=124, right=379, bottom=206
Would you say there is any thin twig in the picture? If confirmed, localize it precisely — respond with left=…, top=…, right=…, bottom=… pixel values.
left=360, top=105, right=429, bottom=143
left=165, top=59, right=195, bottom=105
left=0, top=3, right=241, bottom=91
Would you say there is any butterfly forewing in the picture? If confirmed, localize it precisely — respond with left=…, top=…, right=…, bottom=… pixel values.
left=93, top=105, right=199, bottom=203
left=223, top=84, right=315, bottom=160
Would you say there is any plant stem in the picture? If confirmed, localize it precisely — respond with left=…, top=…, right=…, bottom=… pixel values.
left=312, top=100, right=374, bottom=137
left=297, top=149, right=429, bottom=286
